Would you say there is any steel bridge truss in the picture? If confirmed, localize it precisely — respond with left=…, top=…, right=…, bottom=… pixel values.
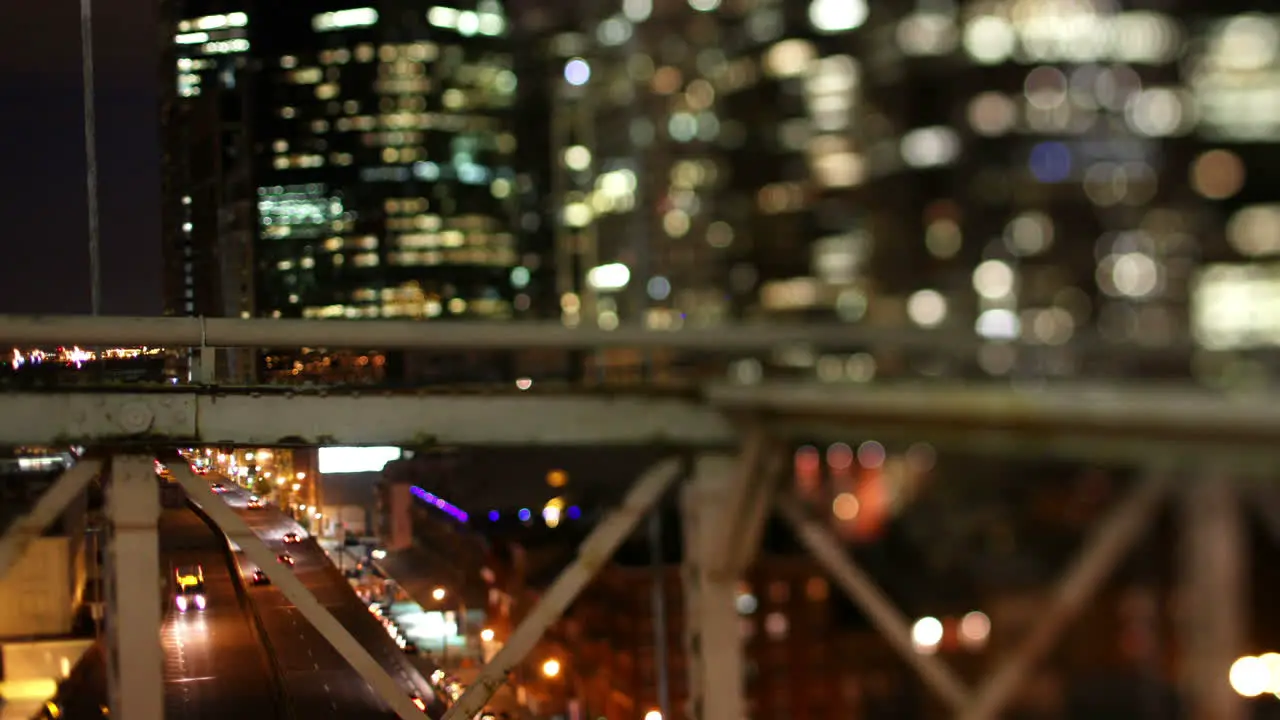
left=1, top=443, right=1272, bottom=720
left=5, top=314, right=1280, bottom=719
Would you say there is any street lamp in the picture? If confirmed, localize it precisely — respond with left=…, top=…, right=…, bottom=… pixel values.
left=480, top=628, right=495, bottom=642
left=541, top=658, right=561, bottom=678
left=432, top=586, right=447, bottom=602
left=644, top=712, right=663, bottom=720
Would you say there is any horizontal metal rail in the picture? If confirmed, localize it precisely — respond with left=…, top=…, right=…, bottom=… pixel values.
left=0, top=314, right=1200, bottom=354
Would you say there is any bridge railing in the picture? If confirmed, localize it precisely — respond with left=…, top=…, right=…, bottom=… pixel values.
left=0, top=314, right=1274, bottom=392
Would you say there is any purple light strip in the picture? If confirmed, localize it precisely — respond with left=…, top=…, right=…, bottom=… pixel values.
left=410, top=486, right=469, bottom=523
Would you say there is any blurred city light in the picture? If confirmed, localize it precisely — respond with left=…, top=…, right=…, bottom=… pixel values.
left=563, top=58, right=590, bottom=86
left=911, top=617, right=943, bottom=654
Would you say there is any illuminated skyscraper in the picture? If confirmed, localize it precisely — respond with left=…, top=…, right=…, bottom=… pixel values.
left=162, top=6, right=254, bottom=325
left=161, top=3, right=257, bottom=381
left=544, top=0, right=740, bottom=337
left=164, top=1, right=525, bottom=382
left=251, top=1, right=520, bottom=324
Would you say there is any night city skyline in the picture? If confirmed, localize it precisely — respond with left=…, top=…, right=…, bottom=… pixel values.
left=6, top=3, right=1280, bottom=719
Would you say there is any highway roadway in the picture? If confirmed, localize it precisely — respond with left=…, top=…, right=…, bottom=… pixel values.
left=216, top=483, right=443, bottom=718
left=158, top=505, right=282, bottom=719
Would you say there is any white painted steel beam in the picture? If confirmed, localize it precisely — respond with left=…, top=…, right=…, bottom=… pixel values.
left=707, top=382, right=1280, bottom=443
left=104, top=456, right=164, bottom=720
left=0, top=459, right=101, bottom=580
left=166, top=462, right=426, bottom=720
left=1179, top=475, right=1247, bottom=720
left=0, top=392, right=735, bottom=447
left=682, top=456, right=752, bottom=720
left=0, top=313, right=993, bottom=352
left=441, top=458, right=684, bottom=720
left=769, top=419, right=1280, bottom=474
left=957, top=473, right=1171, bottom=720
left=708, top=429, right=784, bottom=577
left=777, top=494, right=972, bottom=712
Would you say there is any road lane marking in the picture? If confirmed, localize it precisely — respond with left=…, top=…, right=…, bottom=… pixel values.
left=167, top=676, right=217, bottom=683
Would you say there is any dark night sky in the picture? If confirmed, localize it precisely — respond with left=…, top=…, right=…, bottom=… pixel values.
left=0, top=0, right=162, bottom=315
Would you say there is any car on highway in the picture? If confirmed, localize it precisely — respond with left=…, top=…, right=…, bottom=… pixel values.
left=276, top=553, right=295, bottom=566
left=210, top=482, right=227, bottom=493
left=282, top=531, right=302, bottom=544
left=174, top=564, right=207, bottom=612
left=250, top=568, right=270, bottom=585
left=246, top=496, right=265, bottom=509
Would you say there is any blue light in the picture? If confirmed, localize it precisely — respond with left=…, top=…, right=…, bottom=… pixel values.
left=488, top=510, right=500, bottom=522
left=409, top=486, right=468, bottom=523
left=517, top=508, right=532, bottom=522
left=567, top=505, right=581, bottom=520
left=1029, top=141, right=1071, bottom=183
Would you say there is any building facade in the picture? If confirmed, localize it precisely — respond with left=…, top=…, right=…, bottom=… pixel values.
left=164, top=0, right=528, bottom=383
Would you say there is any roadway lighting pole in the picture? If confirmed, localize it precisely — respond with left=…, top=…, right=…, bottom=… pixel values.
left=80, top=0, right=101, bottom=316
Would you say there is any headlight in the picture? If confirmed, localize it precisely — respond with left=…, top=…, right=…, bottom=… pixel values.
left=195, top=594, right=206, bottom=610
left=176, top=596, right=188, bottom=611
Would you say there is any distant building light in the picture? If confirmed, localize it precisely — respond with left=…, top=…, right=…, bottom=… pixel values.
left=564, top=58, right=591, bottom=86
left=312, top=8, right=378, bottom=32
left=586, top=263, right=630, bottom=290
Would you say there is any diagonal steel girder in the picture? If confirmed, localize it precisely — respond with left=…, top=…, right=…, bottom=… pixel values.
left=441, top=457, right=685, bottom=720
left=957, top=472, right=1170, bottom=720
left=708, top=426, right=785, bottom=578
left=777, top=494, right=972, bottom=711
left=166, top=462, right=427, bottom=720
left=779, top=471, right=1170, bottom=718
left=0, top=459, right=102, bottom=581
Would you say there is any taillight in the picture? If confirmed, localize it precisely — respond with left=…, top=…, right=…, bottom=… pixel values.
left=176, top=596, right=188, bottom=612
left=411, top=697, right=426, bottom=711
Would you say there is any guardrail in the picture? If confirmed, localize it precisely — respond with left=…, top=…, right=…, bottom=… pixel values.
left=2, top=314, right=1263, bottom=393
left=186, top=497, right=296, bottom=720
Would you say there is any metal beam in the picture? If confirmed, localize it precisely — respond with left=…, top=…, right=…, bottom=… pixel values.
left=709, top=429, right=784, bottom=577
left=958, top=473, right=1171, bottom=720
left=105, top=456, right=164, bottom=720
left=0, top=459, right=101, bottom=580
left=442, top=457, right=684, bottom=720
left=708, top=382, right=1280, bottom=447
left=764, top=419, right=1280, bottom=476
left=0, top=313, right=1008, bottom=352
left=682, top=456, right=753, bottom=720
left=166, top=463, right=426, bottom=720
left=1180, top=475, right=1247, bottom=720
left=777, top=494, right=972, bottom=712
left=0, top=391, right=735, bottom=447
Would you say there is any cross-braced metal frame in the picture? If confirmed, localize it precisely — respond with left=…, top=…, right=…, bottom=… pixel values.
left=5, top=314, right=1280, bottom=719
